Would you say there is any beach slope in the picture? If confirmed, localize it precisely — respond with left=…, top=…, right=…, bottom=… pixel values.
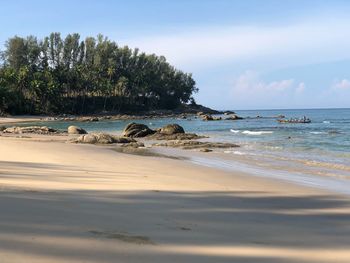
left=0, top=136, right=350, bottom=263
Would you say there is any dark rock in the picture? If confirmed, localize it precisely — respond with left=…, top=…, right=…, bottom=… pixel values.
left=200, top=148, right=213, bottom=152
left=159, top=124, right=185, bottom=135
left=122, top=122, right=155, bottom=138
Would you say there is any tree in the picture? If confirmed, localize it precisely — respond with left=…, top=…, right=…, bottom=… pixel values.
left=0, top=33, right=198, bottom=114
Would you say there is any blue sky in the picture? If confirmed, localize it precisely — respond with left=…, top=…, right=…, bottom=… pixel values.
left=1, top=0, right=350, bottom=109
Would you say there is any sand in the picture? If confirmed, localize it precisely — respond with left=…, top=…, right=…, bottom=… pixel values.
left=0, top=134, right=350, bottom=263
left=0, top=116, right=44, bottom=125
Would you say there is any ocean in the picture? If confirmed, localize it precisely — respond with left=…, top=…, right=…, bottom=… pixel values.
left=25, top=108, right=350, bottom=193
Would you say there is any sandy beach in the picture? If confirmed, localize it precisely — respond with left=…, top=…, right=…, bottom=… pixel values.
left=0, top=116, right=43, bottom=125
left=0, top=134, right=349, bottom=263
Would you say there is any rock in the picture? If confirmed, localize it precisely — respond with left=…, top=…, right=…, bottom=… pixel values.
left=122, top=122, right=155, bottom=138
left=201, top=114, right=222, bottom=121
left=200, top=148, right=213, bottom=152
left=159, top=124, right=185, bottom=135
left=3, top=126, right=59, bottom=134
left=72, top=133, right=136, bottom=144
left=114, top=137, right=137, bottom=143
left=67, top=125, right=87, bottom=134
left=223, top=110, right=235, bottom=115
left=0, top=126, right=6, bottom=132
left=225, top=114, right=243, bottom=120
left=153, top=140, right=239, bottom=150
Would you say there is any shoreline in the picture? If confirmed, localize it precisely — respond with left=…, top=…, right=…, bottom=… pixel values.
left=1, top=116, right=350, bottom=196
left=1, top=134, right=350, bottom=262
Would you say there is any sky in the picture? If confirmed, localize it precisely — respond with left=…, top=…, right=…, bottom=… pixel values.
left=1, top=0, right=350, bottom=110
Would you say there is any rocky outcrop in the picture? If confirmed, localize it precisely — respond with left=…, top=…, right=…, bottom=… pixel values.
left=0, top=126, right=6, bottom=132
left=225, top=114, right=243, bottom=120
left=72, top=133, right=136, bottom=144
left=146, top=123, right=205, bottom=140
left=201, top=114, right=222, bottom=121
left=159, top=124, right=185, bottom=135
left=122, top=123, right=155, bottom=138
left=68, top=125, right=87, bottom=134
left=153, top=140, right=239, bottom=150
left=3, top=126, right=59, bottom=134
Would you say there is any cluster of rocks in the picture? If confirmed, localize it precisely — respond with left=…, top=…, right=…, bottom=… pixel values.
left=1, top=126, right=60, bottom=134
left=71, top=132, right=144, bottom=148
left=198, top=113, right=243, bottom=121
left=1, top=121, right=239, bottom=152
left=121, top=123, right=205, bottom=141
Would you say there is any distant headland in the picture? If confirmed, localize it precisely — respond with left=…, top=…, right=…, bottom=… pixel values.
left=0, top=33, right=201, bottom=116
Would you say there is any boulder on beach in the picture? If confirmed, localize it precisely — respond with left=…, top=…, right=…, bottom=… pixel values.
left=72, top=132, right=136, bottom=144
left=122, top=122, right=155, bottom=138
left=0, top=126, right=6, bottom=132
left=159, top=124, right=185, bottom=135
left=67, top=125, right=87, bottom=134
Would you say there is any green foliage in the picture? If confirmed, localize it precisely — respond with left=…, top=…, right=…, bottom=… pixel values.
left=0, top=33, right=197, bottom=114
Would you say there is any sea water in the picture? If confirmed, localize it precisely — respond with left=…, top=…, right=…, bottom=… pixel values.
left=25, top=108, right=350, bottom=192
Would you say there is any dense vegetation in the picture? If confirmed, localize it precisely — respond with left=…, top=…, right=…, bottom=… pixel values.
left=0, top=33, right=197, bottom=115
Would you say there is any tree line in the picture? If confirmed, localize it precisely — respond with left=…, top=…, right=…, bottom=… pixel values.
left=0, top=33, right=198, bottom=115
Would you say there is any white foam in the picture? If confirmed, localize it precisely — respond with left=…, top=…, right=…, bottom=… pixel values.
left=232, top=151, right=246, bottom=155
left=224, top=150, right=247, bottom=155
left=310, top=131, right=327, bottom=135
left=230, top=129, right=240, bottom=133
left=242, top=130, right=273, bottom=135
left=323, top=121, right=331, bottom=124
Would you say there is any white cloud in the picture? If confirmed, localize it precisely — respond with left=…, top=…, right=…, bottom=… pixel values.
left=231, top=70, right=302, bottom=94
left=331, top=79, right=350, bottom=90
left=295, top=82, right=305, bottom=94
left=229, top=71, right=306, bottom=108
left=123, top=16, right=350, bottom=70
